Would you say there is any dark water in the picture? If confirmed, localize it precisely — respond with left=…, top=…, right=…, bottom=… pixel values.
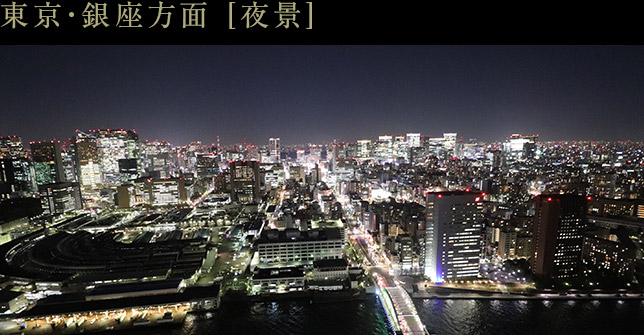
left=417, top=298, right=644, bottom=335
left=109, top=296, right=389, bottom=335
left=108, top=297, right=644, bottom=335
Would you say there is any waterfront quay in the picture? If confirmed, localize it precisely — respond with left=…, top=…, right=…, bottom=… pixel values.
left=412, top=286, right=644, bottom=301
left=0, top=285, right=220, bottom=335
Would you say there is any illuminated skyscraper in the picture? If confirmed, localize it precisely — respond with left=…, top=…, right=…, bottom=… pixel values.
left=118, top=158, right=139, bottom=184
left=424, top=191, right=484, bottom=282
left=230, top=160, right=261, bottom=203
left=60, top=141, right=77, bottom=183
left=503, top=134, right=538, bottom=161
left=196, top=153, right=219, bottom=178
left=0, top=135, right=36, bottom=198
left=269, top=137, right=280, bottom=163
left=406, top=133, right=421, bottom=148
left=38, top=182, right=82, bottom=215
left=95, top=129, right=140, bottom=185
left=0, top=135, right=29, bottom=160
left=142, top=140, right=172, bottom=178
left=443, top=133, right=457, bottom=151
left=74, top=131, right=101, bottom=188
left=30, top=140, right=65, bottom=185
left=375, top=135, right=393, bottom=160
left=356, top=140, right=372, bottom=159
left=393, top=135, right=408, bottom=162
left=531, top=194, right=586, bottom=279
left=0, top=158, right=36, bottom=199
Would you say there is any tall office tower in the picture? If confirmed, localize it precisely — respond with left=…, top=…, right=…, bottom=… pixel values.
left=95, top=129, right=140, bottom=185
left=230, top=160, right=261, bottom=203
left=503, top=134, right=539, bottom=162
left=443, top=133, right=457, bottom=151
left=118, top=158, right=139, bottom=183
left=424, top=191, right=484, bottom=282
left=531, top=194, right=586, bottom=279
left=1, top=134, right=36, bottom=198
left=269, top=137, right=280, bottom=163
left=0, top=158, right=36, bottom=199
left=61, top=142, right=77, bottom=183
left=289, top=165, right=306, bottom=184
left=356, top=140, right=372, bottom=159
left=142, top=140, right=172, bottom=178
left=393, top=136, right=408, bottom=162
left=74, top=131, right=102, bottom=188
left=30, top=140, right=65, bottom=185
left=406, top=133, right=421, bottom=148
left=0, top=135, right=29, bottom=160
left=195, top=153, right=219, bottom=178
left=375, top=135, right=393, bottom=160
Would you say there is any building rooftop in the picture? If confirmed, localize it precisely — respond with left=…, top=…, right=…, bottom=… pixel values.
left=427, top=190, right=483, bottom=197
left=257, top=228, right=342, bottom=244
left=0, top=289, right=23, bottom=303
left=313, top=258, right=348, bottom=269
left=87, top=278, right=183, bottom=297
left=253, top=267, right=304, bottom=280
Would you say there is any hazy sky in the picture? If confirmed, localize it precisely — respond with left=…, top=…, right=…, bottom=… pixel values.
left=2, top=46, right=643, bottom=146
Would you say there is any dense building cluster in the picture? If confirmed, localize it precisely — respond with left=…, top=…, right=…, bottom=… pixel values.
left=2, top=128, right=644, bottom=333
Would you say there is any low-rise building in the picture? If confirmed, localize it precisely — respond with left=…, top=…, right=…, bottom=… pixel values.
left=312, top=258, right=348, bottom=281
left=251, top=267, right=305, bottom=294
left=0, top=290, right=28, bottom=313
left=256, top=228, right=343, bottom=266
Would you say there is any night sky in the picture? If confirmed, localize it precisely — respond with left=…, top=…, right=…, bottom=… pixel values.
left=1, top=46, right=644, bottom=146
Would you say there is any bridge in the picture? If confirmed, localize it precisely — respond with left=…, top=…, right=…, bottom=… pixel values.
left=373, top=273, right=429, bottom=335
left=385, top=286, right=428, bottom=335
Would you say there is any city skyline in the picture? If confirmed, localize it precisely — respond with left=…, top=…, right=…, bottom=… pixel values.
left=2, top=46, right=644, bottom=145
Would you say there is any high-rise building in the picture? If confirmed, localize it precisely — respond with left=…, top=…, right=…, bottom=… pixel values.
left=95, top=129, right=140, bottom=186
left=424, top=191, right=484, bottom=282
left=142, top=140, right=172, bottom=178
left=230, top=160, right=261, bottom=203
left=74, top=131, right=101, bottom=188
left=30, top=141, right=65, bottom=185
left=269, top=137, right=280, bottom=163
left=195, top=154, right=219, bottom=179
left=289, top=165, right=306, bottom=184
left=443, top=133, right=457, bottom=151
left=406, top=133, right=421, bottom=148
left=530, top=194, right=586, bottom=279
left=356, top=140, right=372, bottom=159
left=497, top=228, right=518, bottom=259
left=375, top=135, right=393, bottom=160
left=117, top=177, right=187, bottom=207
left=393, top=136, right=408, bottom=162
left=38, top=182, right=82, bottom=215
left=118, top=158, right=139, bottom=183
left=0, top=158, right=36, bottom=199
left=503, top=134, right=538, bottom=161
left=60, top=141, right=77, bottom=183
left=0, top=135, right=29, bottom=160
